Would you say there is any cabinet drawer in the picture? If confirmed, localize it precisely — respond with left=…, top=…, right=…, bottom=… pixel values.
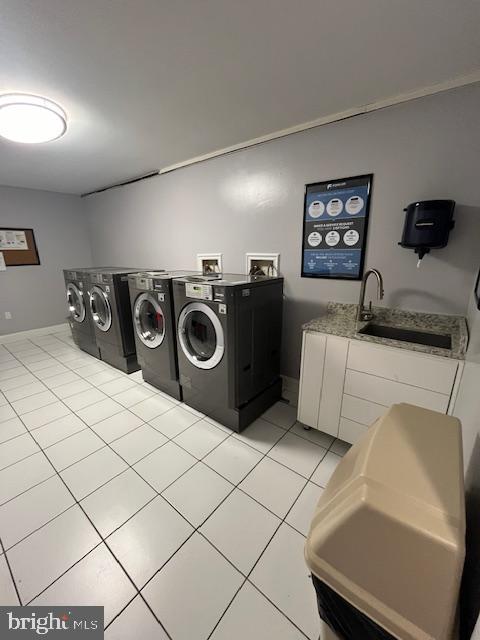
left=339, top=417, right=369, bottom=444
left=341, top=394, right=386, bottom=426
left=344, top=369, right=450, bottom=413
left=347, top=340, right=458, bottom=395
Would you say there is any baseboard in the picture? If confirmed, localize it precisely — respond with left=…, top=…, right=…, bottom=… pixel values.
left=0, top=323, right=70, bottom=345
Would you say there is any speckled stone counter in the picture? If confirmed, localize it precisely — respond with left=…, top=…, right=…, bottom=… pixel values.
left=303, top=302, right=468, bottom=359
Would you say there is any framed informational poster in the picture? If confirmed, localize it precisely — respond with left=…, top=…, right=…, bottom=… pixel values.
left=0, top=228, right=40, bottom=266
left=301, top=174, right=373, bottom=280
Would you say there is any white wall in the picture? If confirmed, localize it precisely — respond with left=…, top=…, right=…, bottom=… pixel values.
left=0, top=186, right=92, bottom=334
left=84, top=83, right=480, bottom=377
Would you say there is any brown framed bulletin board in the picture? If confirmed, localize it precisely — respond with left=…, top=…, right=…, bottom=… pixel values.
left=0, top=228, right=40, bottom=266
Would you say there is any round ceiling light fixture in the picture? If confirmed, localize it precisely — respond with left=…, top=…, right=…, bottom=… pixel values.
left=0, top=93, right=67, bottom=143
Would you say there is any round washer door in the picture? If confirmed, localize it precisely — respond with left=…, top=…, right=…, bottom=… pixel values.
left=66, top=283, right=86, bottom=323
left=134, top=292, right=165, bottom=348
left=177, top=302, right=224, bottom=370
left=89, top=285, right=112, bottom=332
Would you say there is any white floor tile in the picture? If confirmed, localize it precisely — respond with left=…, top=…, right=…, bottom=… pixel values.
left=200, top=489, right=280, bottom=574
left=289, top=422, right=335, bottom=449
left=34, top=363, right=70, bottom=378
left=0, top=476, right=74, bottom=549
left=0, top=391, right=7, bottom=406
left=162, top=462, right=233, bottom=527
left=0, top=404, right=16, bottom=423
left=0, top=553, right=19, bottom=605
left=134, top=441, right=196, bottom=492
left=0, top=433, right=40, bottom=470
left=91, top=410, right=144, bottom=443
left=203, top=416, right=233, bottom=434
left=107, top=496, right=193, bottom=588
left=21, top=401, right=71, bottom=430
left=33, top=414, right=87, bottom=448
left=88, top=369, right=123, bottom=386
left=75, top=362, right=109, bottom=377
left=181, top=403, right=205, bottom=418
left=113, top=386, right=156, bottom=409
left=54, top=379, right=93, bottom=399
left=60, top=447, right=128, bottom=500
left=232, top=418, right=284, bottom=454
left=130, top=395, right=176, bottom=421
left=33, top=543, right=136, bottom=626
left=127, top=370, right=144, bottom=383
left=43, top=370, right=83, bottom=389
left=149, top=406, right=199, bottom=438
left=64, top=356, right=94, bottom=370
left=0, top=417, right=27, bottom=444
left=7, top=505, right=101, bottom=603
left=16, top=351, right=47, bottom=363
left=63, top=388, right=107, bottom=411
left=268, top=432, right=327, bottom=478
left=4, top=380, right=47, bottom=402
left=330, top=439, right=351, bottom=456
left=105, top=596, right=168, bottom=639
left=110, top=424, right=167, bottom=465
left=99, top=377, right=139, bottom=397
left=0, top=359, right=21, bottom=372
left=310, top=451, right=342, bottom=488
left=0, top=373, right=37, bottom=392
left=173, top=420, right=228, bottom=459
left=142, top=533, right=243, bottom=640
left=0, top=366, right=28, bottom=381
left=76, top=398, right=124, bottom=426
left=11, top=390, right=57, bottom=415
left=45, top=429, right=105, bottom=471
left=250, top=523, right=319, bottom=639
left=239, top=458, right=305, bottom=518
left=203, top=437, right=263, bottom=484
left=0, top=452, right=54, bottom=505
left=81, top=469, right=156, bottom=537
left=285, top=482, right=323, bottom=536
left=262, top=402, right=298, bottom=430
left=210, top=581, right=305, bottom=640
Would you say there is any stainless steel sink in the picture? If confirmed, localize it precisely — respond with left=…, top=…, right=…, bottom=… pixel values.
left=358, top=323, right=452, bottom=349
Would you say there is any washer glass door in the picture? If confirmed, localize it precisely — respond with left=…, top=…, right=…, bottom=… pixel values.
left=66, top=283, right=85, bottom=323
left=134, top=293, right=165, bottom=348
left=89, top=285, right=112, bottom=332
left=178, top=302, right=224, bottom=370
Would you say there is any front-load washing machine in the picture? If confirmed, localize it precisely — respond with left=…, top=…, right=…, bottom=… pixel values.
left=128, top=270, right=200, bottom=399
left=88, top=268, right=143, bottom=373
left=173, top=273, right=284, bottom=431
left=63, top=268, right=100, bottom=358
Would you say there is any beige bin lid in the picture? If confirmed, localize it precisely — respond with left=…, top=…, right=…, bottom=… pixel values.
left=305, top=403, right=465, bottom=640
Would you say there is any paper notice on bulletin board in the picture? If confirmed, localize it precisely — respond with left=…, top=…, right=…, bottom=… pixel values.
left=0, top=230, right=27, bottom=250
left=301, top=174, right=373, bottom=280
left=0, top=252, right=6, bottom=271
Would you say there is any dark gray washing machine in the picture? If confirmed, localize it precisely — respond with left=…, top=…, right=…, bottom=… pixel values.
left=128, top=270, right=200, bottom=399
left=88, top=268, right=143, bottom=373
left=173, top=273, right=284, bottom=432
left=63, top=268, right=100, bottom=358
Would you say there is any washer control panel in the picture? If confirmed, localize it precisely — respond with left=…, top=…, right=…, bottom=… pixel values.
left=185, top=282, right=213, bottom=300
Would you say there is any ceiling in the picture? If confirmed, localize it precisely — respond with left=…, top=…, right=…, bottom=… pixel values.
left=1, top=0, right=480, bottom=195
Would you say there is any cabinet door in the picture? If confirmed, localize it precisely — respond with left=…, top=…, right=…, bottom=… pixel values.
left=317, top=336, right=349, bottom=436
left=298, top=332, right=326, bottom=428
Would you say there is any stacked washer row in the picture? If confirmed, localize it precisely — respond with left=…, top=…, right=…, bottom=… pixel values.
left=64, top=268, right=284, bottom=432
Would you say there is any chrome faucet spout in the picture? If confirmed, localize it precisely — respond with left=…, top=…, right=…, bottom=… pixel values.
left=357, top=269, right=384, bottom=322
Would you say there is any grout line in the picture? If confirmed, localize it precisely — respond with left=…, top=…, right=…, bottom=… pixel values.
left=0, top=535, right=23, bottom=606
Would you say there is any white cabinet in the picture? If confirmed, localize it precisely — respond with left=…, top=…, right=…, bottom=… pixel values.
left=298, top=331, right=463, bottom=444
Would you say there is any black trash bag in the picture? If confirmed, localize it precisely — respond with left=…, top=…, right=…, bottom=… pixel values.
left=312, top=575, right=396, bottom=640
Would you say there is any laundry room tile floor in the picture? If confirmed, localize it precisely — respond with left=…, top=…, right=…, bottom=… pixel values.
left=0, top=329, right=351, bottom=640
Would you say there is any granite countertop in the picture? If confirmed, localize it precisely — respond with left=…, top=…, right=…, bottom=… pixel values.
left=303, top=302, right=469, bottom=359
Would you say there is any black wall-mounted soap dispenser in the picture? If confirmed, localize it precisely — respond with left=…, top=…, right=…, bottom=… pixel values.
left=399, top=200, right=455, bottom=266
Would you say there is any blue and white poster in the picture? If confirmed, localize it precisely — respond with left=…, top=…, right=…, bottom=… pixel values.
left=301, top=174, right=373, bottom=280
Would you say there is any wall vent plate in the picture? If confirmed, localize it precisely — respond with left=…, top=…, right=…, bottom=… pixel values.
left=197, top=253, right=223, bottom=275
left=245, top=253, right=280, bottom=276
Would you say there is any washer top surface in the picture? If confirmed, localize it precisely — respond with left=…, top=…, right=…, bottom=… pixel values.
left=174, top=273, right=283, bottom=286
left=129, top=270, right=198, bottom=281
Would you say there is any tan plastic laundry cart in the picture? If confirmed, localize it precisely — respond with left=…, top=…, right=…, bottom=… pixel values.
left=305, top=403, right=465, bottom=640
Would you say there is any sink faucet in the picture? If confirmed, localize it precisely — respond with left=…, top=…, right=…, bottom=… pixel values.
left=357, top=269, right=385, bottom=322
